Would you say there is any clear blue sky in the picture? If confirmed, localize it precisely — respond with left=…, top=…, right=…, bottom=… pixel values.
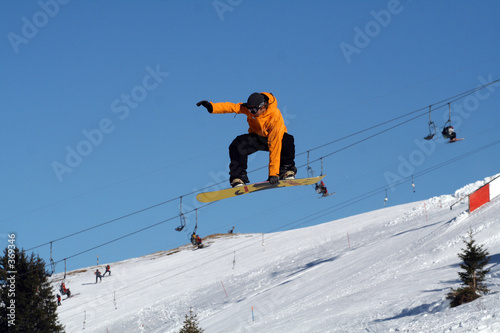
left=1, top=0, right=499, bottom=273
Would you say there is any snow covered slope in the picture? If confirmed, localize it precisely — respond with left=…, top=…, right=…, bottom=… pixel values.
left=52, top=175, right=500, bottom=332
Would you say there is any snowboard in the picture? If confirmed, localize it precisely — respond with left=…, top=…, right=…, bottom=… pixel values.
left=447, top=138, right=465, bottom=143
left=196, top=175, right=326, bottom=203
left=63, top=293, right=80, bottom=300
left=192, top=244, right=210, bottom=250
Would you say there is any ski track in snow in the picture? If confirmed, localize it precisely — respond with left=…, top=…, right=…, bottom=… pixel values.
left=52, top=174, right=500, bottom=332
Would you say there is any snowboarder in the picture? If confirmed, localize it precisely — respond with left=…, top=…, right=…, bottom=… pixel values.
left=228, top=226, right=235, bottom=234
left=95, top=269, right=103, bottom=283
left=197, top=92, right=297, bottom=187
left=57, top=294, right=61, bottom=306
left=103, top=265, right=111, bottom=277
left=442, top=126, right=456, bottom=140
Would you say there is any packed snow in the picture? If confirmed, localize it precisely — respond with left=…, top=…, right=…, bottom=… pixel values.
left=51, top=174, right=500, bottom=332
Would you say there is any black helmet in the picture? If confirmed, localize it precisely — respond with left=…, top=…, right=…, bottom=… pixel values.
left=246, top=93, right=266, bottom=114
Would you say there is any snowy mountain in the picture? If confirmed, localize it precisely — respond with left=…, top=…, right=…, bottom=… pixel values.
left=51, top=175, right=500, bottom=333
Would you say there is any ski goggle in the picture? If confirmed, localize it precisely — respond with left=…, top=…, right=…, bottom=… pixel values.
left=247, top=101, right=266, bottom=114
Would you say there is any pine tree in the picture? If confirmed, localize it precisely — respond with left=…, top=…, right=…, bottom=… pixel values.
left=447, top=230, right=491, bottom=308
left=0, top=246, right=64, bottom=332
left=179, top=307, right=204, bottom=333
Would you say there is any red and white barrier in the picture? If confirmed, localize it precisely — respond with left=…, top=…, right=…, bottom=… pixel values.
left=469, top=175, right=500, bottom=212
left=490, top=176, right=500, bottom=200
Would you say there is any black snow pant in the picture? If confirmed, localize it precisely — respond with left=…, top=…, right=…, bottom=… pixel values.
left=228, top=133, right=295, bottom=182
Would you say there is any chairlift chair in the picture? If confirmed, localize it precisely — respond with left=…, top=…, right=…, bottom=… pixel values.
left=441, top=103, right=453, bottom=139
left=307, top=153, right=334, bottom=198
left=175, top=197, right=186, bottom=231
left=424, top=106, right=437, bottom=140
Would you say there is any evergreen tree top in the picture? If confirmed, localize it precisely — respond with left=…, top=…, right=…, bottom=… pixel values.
left=179, top=307, right=204, bottom=333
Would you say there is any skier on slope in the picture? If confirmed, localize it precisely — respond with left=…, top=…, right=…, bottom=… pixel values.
left=103, top=264, right=111, bottom=277
left=197, top=92, right=297, bottom=187
left=95, top=269, right=103, bottom=283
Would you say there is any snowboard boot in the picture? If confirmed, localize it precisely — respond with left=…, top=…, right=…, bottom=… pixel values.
left=230, top=174, right=250, bottom=188
left=231, top=179, right=246, bottom=187
left=279, top=165, right=297, bottom=180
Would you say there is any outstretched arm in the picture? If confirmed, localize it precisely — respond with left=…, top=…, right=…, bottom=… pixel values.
left=196, top=100, right=213, bottom=113
left=211, top=102, right=245, bottom=114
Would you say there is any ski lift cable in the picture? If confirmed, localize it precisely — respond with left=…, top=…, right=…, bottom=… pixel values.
left=297, top=79, right=499, bottom=169
left=25, top=196, right=181, bottom=252
left=298, top=78, right=500, bottom=157
left=54, top=201, right=213, bottom=263
left=18, top=202, right=217, bottom=279
left=297, top=110, right=428, bottom=170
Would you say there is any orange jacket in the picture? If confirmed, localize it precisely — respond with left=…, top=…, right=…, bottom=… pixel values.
left=210, top=92, right=287, bottom=177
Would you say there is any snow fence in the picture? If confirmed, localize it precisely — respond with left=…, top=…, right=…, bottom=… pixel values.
left=469, top=174, right=500, bottom=212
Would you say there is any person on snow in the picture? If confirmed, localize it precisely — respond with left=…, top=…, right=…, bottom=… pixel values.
left=442, top=126, right=456, bottom=140
left=103, top=265, right=111, bottom=277
left=57, top=294, right=61, bottom=306
left=197, top=92, right=296, bottom=187
left=95, top=269, right=103, bottom=283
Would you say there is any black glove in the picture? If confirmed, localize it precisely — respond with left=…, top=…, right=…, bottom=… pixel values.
left=267, top=176, right=279, bottom=185
left=196, top=100, right=213, bottom=113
